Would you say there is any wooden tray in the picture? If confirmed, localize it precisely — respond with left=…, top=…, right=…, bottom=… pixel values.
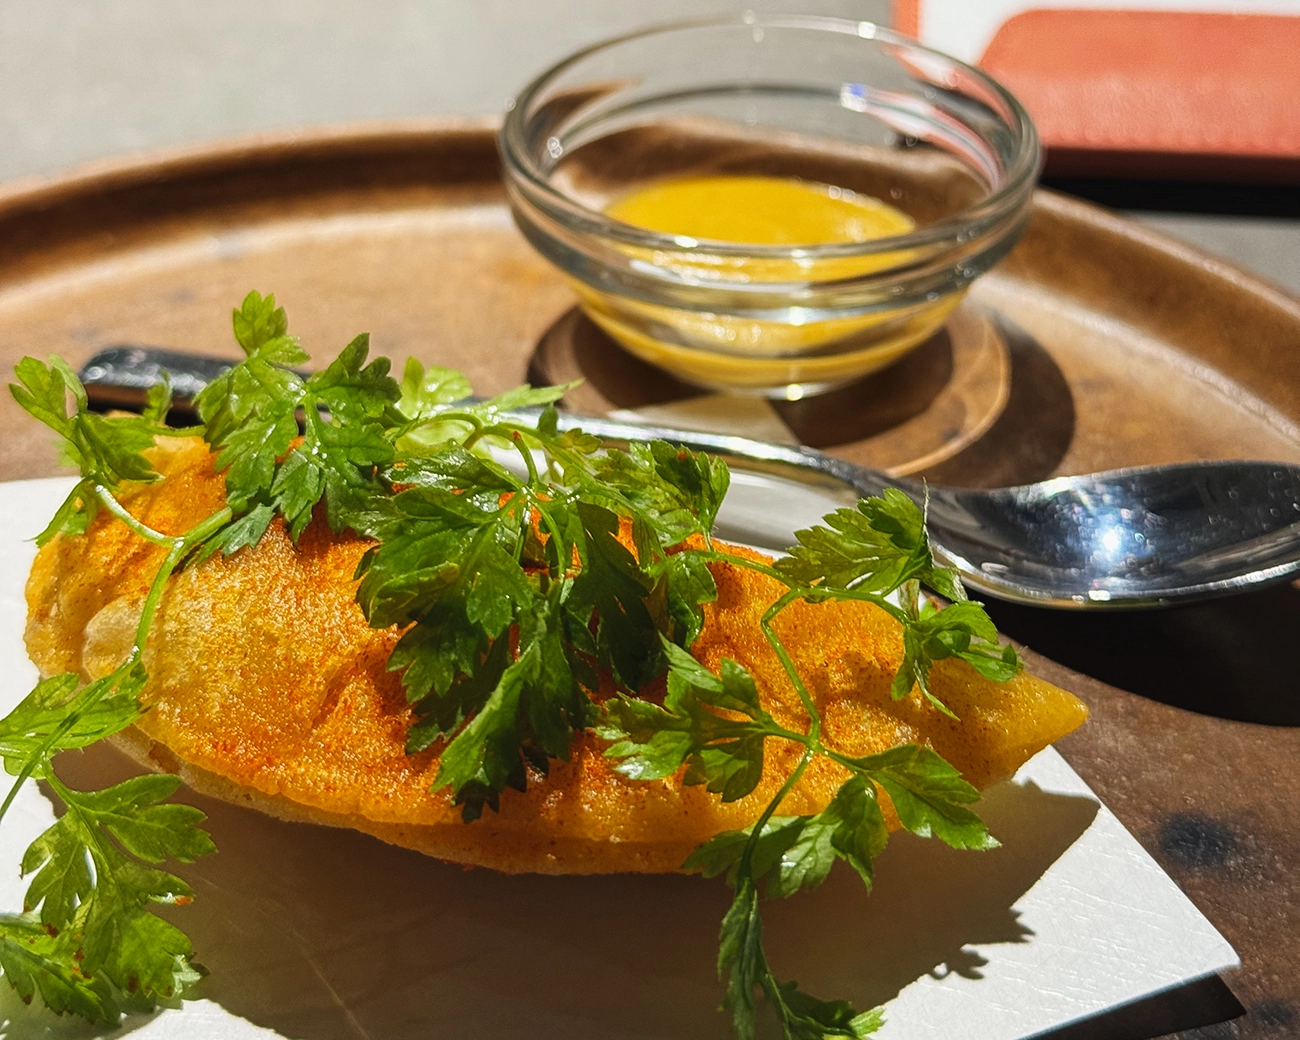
left=1, top=122, right=1296, bottom=1038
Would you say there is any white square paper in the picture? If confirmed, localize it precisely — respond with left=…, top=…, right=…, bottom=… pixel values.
left=0, top=478, right=1237, bottom=1039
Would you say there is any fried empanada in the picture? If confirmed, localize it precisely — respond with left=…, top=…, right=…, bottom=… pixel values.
left=25, top=438, right=1087, bottom=874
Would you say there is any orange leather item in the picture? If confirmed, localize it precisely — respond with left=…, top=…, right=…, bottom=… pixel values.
left=892, top=5, right=1300, bottom=181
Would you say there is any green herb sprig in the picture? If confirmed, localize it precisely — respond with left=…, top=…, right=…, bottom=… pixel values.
left=3, top=359, right=228, bottom=1019
left=2, top=292, right=1020, bottom=1036
left=598, top=493, right=1016, bottom=1038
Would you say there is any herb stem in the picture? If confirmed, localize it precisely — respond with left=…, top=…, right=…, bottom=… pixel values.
left=760, top=590, right=821, bottom=742
left=740, top=745, right=815, bottom=875
left=0, top=755, right=38, bottom=826
left=133, top=506, right=232, bottom=651
left=93, top=485, right=175, bottom=546
left=529, top=497, right=569, bottom=581
left=512, top=431, right=542, bottom=486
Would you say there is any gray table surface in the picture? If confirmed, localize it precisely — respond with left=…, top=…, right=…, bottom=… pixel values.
left=2, top=0, right=1297, bottom=296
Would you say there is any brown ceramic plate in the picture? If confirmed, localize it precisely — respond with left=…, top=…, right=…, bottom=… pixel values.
left=0, top=121, right=1296, bottom=1038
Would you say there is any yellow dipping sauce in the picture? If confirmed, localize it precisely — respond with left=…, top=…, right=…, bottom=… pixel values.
left=605, top=174, right=915, bottom=246
left=574, top=174, right=963, bottom=394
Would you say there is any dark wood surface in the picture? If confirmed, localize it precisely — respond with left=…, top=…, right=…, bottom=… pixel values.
left=1, top=124, right=1296, bottom=1039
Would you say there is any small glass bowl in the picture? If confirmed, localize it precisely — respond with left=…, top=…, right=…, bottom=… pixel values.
left=500, top=14, right=1040, bottom=398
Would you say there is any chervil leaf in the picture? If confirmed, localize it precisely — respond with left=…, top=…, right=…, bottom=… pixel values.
left=716, top=870, right=882, bottom=1040
left=587, top=441, right=729, bottom=543
left=10, top=356, right=75, bottom=436
left=0, top=915, right=119, bottom=1022
left=142, top=371, right=174, bottom=425
left=0, top=669, right=142, bottom=777
left=687, top=777, right=891, bottom=905
left=719, top=877, right=766, bottom=1040
left=73, top=774, right=216, bottom=864
left=69, top=411, right=160, bottom=486
left=657, top=549, right=717, bottom=646
left=765, top=810, right=839, bottom=900
left=434, top=644, right=533, bottom=821
left=10, top=357, right=167, bottom=543
left=358, top=482, right=529, bottom=707
left=10, top=755, right=214, bottom=1021
left=356, top=486, right=519, bottom=626
left=425, top=589, right=592, bottom=818
left=231, top=288, right=289, bottom=353
left=569, top=502, right=665, bottom=690
left=196, top=334, right=305, bottom=511
left=398, top=357, right=472, bottom=419
left=101, top=907, right=204, bottom=1009
left=773, top=980, right=884, bottom=1040
left=601, top=643, right=780, bottom=801
left=853, top=744, right=998, bottom=851
left=595, top=696, right=694, bottom=782
left=307, top=333, right=400, bottom=421
left=196, top=291, right=308, bottom=511
left=821, top=776, right=890, bottom=891
left=279, top=407, right=395, bottom=538
left=79, top=857, right=199, bottom=1001
left=192, top=502, right=275, bottom=562
left=517, top=592, right=590, bottom=759
left=387, top=613, right=486, bottom=706
left=480, top=382, right=570, bottom=414
left=20, top=815, right=92, bottom=930
left=763, top=776, right=890, bottom=899
left=682, top=816, right=807, bottom=884
left=890, top=599, right=1021, bottom=712
left=406, top=631, right=511, bottom=753
left=32, top=480, right=96, bottom=547
left=777, top=488, right=930, bottom=593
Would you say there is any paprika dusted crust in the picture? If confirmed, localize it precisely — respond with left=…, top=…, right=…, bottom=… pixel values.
left=25, top=437, right=1087, bottom=875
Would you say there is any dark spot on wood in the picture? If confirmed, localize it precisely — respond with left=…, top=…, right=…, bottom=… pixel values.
left=1253, top=1000, right=1297, bottom=1030
left=1159, top=813, right=1239, bottom=869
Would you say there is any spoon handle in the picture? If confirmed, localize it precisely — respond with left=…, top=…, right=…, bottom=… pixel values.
left=76, top=346, right=898, bottom=506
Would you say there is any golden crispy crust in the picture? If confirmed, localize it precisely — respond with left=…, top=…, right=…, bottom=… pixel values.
left=25, top=439, right=1088, bottom=874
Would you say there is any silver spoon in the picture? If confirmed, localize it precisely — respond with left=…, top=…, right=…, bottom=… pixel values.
left=78, top=347, right=1300, bottom=610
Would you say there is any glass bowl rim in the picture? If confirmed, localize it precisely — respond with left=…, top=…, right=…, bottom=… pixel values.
left=499, top=13, right=1041, bottom=262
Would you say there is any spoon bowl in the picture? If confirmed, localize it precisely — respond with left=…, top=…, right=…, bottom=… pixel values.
left=547, top=411, right=1300, bottom=609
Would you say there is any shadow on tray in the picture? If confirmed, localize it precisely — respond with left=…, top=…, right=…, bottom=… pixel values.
left=983, top=580, right=1300, bottom=727
left=45, top=743, right=1101, bottom=1040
